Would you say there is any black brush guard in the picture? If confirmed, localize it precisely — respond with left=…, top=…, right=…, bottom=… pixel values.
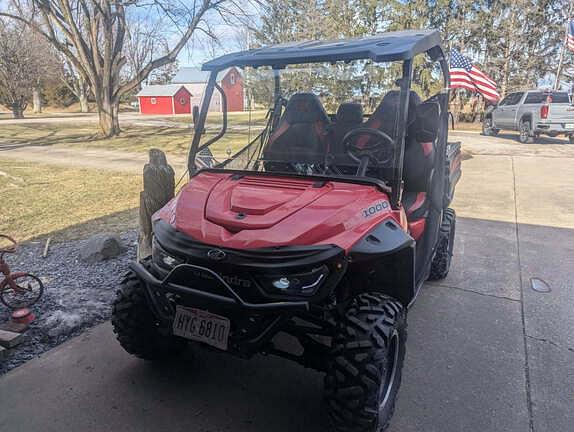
left=130, top=261, right=310, bottom=321
left=129, top=257, right=343, bottom=365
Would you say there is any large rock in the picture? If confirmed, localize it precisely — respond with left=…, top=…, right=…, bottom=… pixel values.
left=79, top=233, right=126, bottom=263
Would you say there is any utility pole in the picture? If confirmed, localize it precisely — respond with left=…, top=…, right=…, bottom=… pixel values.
left=554, top=3, right=573, bottom=90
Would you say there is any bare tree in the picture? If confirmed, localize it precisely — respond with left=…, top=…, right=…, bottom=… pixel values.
left=61, top=56, right=91, bottom=112
left=0, top=19, right=56, bottom=118
left=1, top=0, right=250, bottom=137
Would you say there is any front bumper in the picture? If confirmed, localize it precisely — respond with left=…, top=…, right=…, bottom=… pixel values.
left=131, top=259, right=342, bottom=359
left=131, top=261, right=311, bottom=322
left=132, top=222, right=347, bottom=357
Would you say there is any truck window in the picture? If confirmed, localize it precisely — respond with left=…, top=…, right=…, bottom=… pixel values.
left=498, top=95, right=511, bottom=106
left=549, top=92, right=570, bottom=103
left=505, top=92, right=524, bottom=106
left=524, top=92, right=544, bottom=104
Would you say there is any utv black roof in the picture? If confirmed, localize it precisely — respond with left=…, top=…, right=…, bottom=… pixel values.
left=202, top=30, right=444, bottom=71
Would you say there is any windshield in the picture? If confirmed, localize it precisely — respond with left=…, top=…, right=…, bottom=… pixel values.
left=191, top=58, right=442, bottom=184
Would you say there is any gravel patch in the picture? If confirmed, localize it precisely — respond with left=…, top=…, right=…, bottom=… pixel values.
left=0, top=231, right=137, bottom=375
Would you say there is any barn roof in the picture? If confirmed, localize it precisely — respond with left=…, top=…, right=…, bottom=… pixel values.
left=172, top=67, right=241, bottom=84
left=136, top=84, right=188, bottom=97
left=202, top=30, right=443, bottom=71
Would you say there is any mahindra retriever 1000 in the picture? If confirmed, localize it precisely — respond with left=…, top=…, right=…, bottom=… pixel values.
left=112, top=29, right=461, bottom=432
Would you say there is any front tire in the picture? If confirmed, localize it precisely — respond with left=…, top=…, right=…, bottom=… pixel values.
left=568, top=135, right=574, bottom=143
left=325, top=292, right=407, bottom=432
left=482, top=117, right=499, bottom=136
left=428, top=208, right=456, bottom=281
left=112, top=268, right=186, bottom=360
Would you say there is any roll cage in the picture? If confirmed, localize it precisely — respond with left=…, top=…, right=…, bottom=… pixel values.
left=188, top=30, right=449, bottom=209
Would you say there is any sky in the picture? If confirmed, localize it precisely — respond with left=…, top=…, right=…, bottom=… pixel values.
left=179, top=22, right=246, bottom=68
left=176, top=1, right=259, bottom=68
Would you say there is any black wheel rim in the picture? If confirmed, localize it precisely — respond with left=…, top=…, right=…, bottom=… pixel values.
left=378, top=330, right=400, bottom=418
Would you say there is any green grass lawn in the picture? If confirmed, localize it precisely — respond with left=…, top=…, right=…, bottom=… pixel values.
left=0, top=111, right=267, bottom=158
left=0, top=111, right=272, bottom=242
left=0, top=158, right=141, bottom=242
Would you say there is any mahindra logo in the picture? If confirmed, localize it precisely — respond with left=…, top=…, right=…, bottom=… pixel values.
left=207, top=249, right=226, bottom=261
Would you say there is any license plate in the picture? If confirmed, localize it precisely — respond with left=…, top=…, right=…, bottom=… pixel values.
left=172, top=306, right=230, bottom=350
left=565, top=123, right=574, bottom=129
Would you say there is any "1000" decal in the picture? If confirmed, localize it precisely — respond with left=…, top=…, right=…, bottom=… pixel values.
left=362, top=201, right=389, bottom=218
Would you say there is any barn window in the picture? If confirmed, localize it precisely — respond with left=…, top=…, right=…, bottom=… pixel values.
left=230, top=73, right=236, bottom=85
left=150, top=97, right=157, bottom=105
left=180, top=98, right=187, bottom=105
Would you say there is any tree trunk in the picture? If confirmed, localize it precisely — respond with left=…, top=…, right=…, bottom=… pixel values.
left=138, top=149, right=175, bottom=260
left=11, top=105, right=24, bottom=119
left=78, top=75, right=90, bottom=113
left=32, top=87, right=42, bottom=113
left=98, top=98, right=121, bottom=137
left=79, top=90, right=89, bottom=113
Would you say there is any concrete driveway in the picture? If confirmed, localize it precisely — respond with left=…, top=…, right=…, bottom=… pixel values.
left=1, top=132, right=573, bottom=432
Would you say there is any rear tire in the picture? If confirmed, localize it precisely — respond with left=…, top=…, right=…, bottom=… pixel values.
left=325, top=292, right=407, bottom=432
left=428, top=208, right=456, bottom=281
left=568, top=135, right=574, bottom=143
left=518, top=121, right=534, bottom=143
left=482, top=117, right=499, bottom=136
left=112, top=267, right=186, bottom=360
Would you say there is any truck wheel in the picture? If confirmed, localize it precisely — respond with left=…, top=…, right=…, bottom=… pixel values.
left=568, top=135, right=574, bottom=143
left=428, top=208, right=456, bottom=281
left=112, top=268, right=186, bottom=360
left=482, top=117, right=499, bottom=136
left=518, top=121, right=534, bottom=143
left=325, top=292, right=407, bottom=432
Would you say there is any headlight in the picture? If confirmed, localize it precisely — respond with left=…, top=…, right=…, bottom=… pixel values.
left=152, top=237, right=184, bottom=270
left=256, top=265, right=329, bottom=297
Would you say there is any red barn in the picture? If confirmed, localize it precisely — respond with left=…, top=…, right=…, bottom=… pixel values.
left=137, top=85, right=192, bottom=115
left=172, top=67, right=245, bottom=112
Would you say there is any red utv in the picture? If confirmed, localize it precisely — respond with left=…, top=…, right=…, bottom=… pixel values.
left=112, top=30, right=461, bottom=431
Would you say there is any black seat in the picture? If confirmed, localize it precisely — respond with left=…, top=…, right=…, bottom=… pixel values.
left=364, top=90, right=421, bottom=140
left=263, top=93, right=330, bottom=167
left=331, top=102, right=364, bottom=153
left=360, top=90, right=438, bottom=224
left=402, top=101, right=441, bottom=226
left=326, top=103, right=364, bottom=172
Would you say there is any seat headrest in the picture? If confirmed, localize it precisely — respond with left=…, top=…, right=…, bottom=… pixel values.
left=408, top=102, right=440, bottom=142
left=370, top=90, right=421, bottom=130
left=336, top=103, right=363, bottom=124
left=284, top=93, right=330, bottom=124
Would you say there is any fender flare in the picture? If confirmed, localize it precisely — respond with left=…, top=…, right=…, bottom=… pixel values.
left=520, top=113, right=533, bottom=125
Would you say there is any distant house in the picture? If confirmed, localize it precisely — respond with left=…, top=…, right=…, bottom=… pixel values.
left=172, top=67, right=244, bottom=112
left=136, top=85, right=192, bottom=115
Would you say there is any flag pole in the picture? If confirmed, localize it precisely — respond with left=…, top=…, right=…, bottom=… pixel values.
left=555, top=6, right=573, bottom=90
left=554, top=29, right=567, bottom=90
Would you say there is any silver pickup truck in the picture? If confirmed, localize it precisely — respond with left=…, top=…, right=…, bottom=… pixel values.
left=482, top=90, right=574, bottom=143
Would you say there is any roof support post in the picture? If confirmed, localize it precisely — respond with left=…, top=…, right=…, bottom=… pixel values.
left=271, top=69, right=282, bottom=132
left=188, top=72, right=217, bottom=174
left=391, top=59, right=413, bottom=209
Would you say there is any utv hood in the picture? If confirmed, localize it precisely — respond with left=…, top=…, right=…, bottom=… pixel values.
left=155, top=171, right=401, bottom=251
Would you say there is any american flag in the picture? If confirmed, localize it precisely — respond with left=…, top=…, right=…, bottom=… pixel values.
left=449, top=49, right=500, bottom=103
left=195, top=146, right=217, bottom=169
left=568, top=21, right=574, bottom=52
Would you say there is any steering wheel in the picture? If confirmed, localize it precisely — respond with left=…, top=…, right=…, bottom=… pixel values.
left=0, top=234, right=17, bottom=255
left=342, top=127, right=395, bottom=176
